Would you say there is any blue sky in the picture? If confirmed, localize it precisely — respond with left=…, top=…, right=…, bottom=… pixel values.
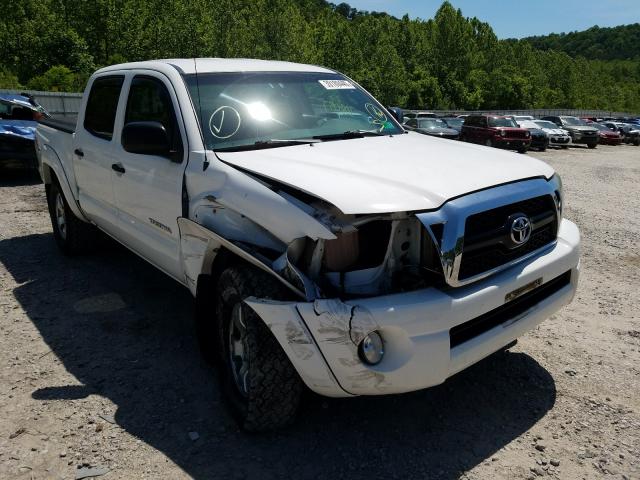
left=343, top=0, right=640, bottom=38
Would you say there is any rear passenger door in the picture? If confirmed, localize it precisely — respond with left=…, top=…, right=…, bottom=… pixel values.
left=111, top=73, right=188, bottom=280
left=73, top=75, right=125, bottom=233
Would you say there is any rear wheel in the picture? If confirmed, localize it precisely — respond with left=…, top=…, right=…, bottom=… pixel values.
left=47, top=180, right=99, bottom=255
left=214, top=266, right=303, bottom=431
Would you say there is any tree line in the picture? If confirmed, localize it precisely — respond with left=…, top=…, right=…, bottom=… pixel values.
left=1, top=0, right=639, bottom=113
left=523, top=23, right=640, bottom=62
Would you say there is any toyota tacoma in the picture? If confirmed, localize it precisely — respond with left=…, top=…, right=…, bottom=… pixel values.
left=36, top=59, right=580, bottom=431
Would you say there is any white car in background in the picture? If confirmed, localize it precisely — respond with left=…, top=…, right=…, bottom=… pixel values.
left=534, top=120, right=572, bottom=149
left=513, top=115, right=535, bottom=122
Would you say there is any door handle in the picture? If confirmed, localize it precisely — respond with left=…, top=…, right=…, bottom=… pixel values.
left=111, top=163, right=126, bottom=174
left=74, top=148, right=84, bottom=157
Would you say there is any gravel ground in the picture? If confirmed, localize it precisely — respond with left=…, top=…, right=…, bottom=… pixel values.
left=0, top=144, right=638, bottom=480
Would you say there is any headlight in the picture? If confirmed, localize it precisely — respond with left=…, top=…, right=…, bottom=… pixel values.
left=500, top=130, right=506, bottom=137
left=549, top=174, right=563, bottom=218
left=358, top=331, right=384, bottom=365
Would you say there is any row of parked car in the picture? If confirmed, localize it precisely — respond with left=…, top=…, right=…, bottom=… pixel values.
left=399, top=110, right=640, bottom=153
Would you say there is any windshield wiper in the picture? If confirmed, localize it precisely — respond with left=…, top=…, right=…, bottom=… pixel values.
left=312, top=129, right=389, bottom=141
left=215, top=138, right=320, bottom=152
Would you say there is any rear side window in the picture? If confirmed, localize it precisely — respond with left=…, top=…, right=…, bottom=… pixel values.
left=83, top=76, right=124, bottom=140
left=124, top=76, right=182, bottom=152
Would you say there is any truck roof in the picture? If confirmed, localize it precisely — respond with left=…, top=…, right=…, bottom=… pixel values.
left=96, top=58, right=335, bottom=75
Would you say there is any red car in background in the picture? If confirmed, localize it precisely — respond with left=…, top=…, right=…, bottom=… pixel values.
left=588, top=121, right=623, bottom=145
left=460, top=114, right=531, bottom=153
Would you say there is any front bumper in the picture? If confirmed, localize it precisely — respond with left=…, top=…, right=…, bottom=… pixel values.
left=549, top=136, right=571, bottom=146
left=247, top=219, right=580, bottom=398
left=494, top=137, right=531, bottom=149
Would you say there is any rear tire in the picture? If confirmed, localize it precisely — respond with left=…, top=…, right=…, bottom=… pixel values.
left=214, top=266, right=303, bottom=431
left=46, top=180, right=99, bottom=255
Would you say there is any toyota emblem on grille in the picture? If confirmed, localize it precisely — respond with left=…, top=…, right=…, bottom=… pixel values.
left=510, top=214, right=532, bottom=246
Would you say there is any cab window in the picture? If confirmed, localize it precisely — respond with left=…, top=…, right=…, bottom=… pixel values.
left=124, top=76, right=182, bottom=155
left=84, top=76, right=124, bottom=140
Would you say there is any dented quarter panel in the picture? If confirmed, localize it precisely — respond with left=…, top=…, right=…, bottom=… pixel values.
left=185, top=153, right=336, bottom=245
left=177, top=218, right=305, bottom=298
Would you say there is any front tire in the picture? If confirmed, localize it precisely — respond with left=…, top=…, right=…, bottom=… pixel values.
left=214, top=266, right=303, bottom=431
left=587, top=142, right=597, bottom=149
left=46, top=181, right=98, bottom=255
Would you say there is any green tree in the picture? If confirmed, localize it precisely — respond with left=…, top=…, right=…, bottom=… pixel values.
left=27, top=65, right=77, bottom=92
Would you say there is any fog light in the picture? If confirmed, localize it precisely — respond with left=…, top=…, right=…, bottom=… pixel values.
left=358, top=331, right=384, bottom=365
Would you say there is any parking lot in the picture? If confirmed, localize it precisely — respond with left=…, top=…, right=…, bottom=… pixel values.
left=0, top=144, right=638, bottom=480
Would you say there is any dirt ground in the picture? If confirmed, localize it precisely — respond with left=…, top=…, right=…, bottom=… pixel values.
left=0, top=143, right=638, bottom=480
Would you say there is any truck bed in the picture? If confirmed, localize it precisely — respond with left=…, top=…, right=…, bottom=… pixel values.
left=38, top=117, right=76, bottom=134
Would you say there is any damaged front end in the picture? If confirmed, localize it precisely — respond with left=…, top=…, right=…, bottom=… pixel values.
left=180, top=158, right=577, bottom=398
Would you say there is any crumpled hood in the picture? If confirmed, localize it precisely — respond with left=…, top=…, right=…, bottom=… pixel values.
left=216, top=132, right=554, bottom=214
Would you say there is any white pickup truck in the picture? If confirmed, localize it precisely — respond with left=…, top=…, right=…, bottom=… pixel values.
left=36, top=59, right=580, bottom=431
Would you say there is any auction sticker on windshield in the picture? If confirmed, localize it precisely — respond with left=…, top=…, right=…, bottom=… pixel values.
left=318, top=79, right=356, bottom=89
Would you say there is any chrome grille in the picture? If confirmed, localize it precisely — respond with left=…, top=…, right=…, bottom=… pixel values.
left=459, top=195, right=558, bottom=280
left=416, top=177, right=562, bottom=288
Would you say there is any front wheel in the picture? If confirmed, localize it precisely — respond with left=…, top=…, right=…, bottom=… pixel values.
left=215, top=266, right=303, bottom=431
left=517, top=147, right=528, bottom=154
left=485, top=139, right=493, bottom=147
left=587, top=142, right=597, bottom=149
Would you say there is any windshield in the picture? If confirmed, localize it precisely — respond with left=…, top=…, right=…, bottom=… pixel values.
left=417, top=118, right=447, bottom=129
left=443, top=118, right=463, bottom=128
left=562, top=117, right=587, bottom=126
left=184, top=72, right=403, bottom=151
left=535, top=120, right=558, bottom=129
left=592, top=123, right=611, bottom=132
left=488, top=117, right=518, bottom=127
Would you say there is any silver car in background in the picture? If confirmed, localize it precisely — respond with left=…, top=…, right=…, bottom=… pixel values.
left=534, top=120, right=572, bottom=148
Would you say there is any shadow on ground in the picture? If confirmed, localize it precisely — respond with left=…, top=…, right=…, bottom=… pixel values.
left=1, top=232, right=556, bottom=480
left=0, top=167, right=42, bottom=187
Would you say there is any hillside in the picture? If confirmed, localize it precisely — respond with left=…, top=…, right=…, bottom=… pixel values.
left=523, top=23, right=640, bottom=61
left=0, top=0, right=639, bottom=112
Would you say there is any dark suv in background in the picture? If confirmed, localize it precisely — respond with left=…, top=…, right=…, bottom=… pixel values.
left=460, top=115, right=531, bottom=153
left=541, top=116, right=599, bottom=149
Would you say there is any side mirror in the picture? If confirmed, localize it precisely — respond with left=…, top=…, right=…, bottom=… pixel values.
left=387, top=107, right=404, bottom=124
left=122, top=121, right=179, bottom=161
